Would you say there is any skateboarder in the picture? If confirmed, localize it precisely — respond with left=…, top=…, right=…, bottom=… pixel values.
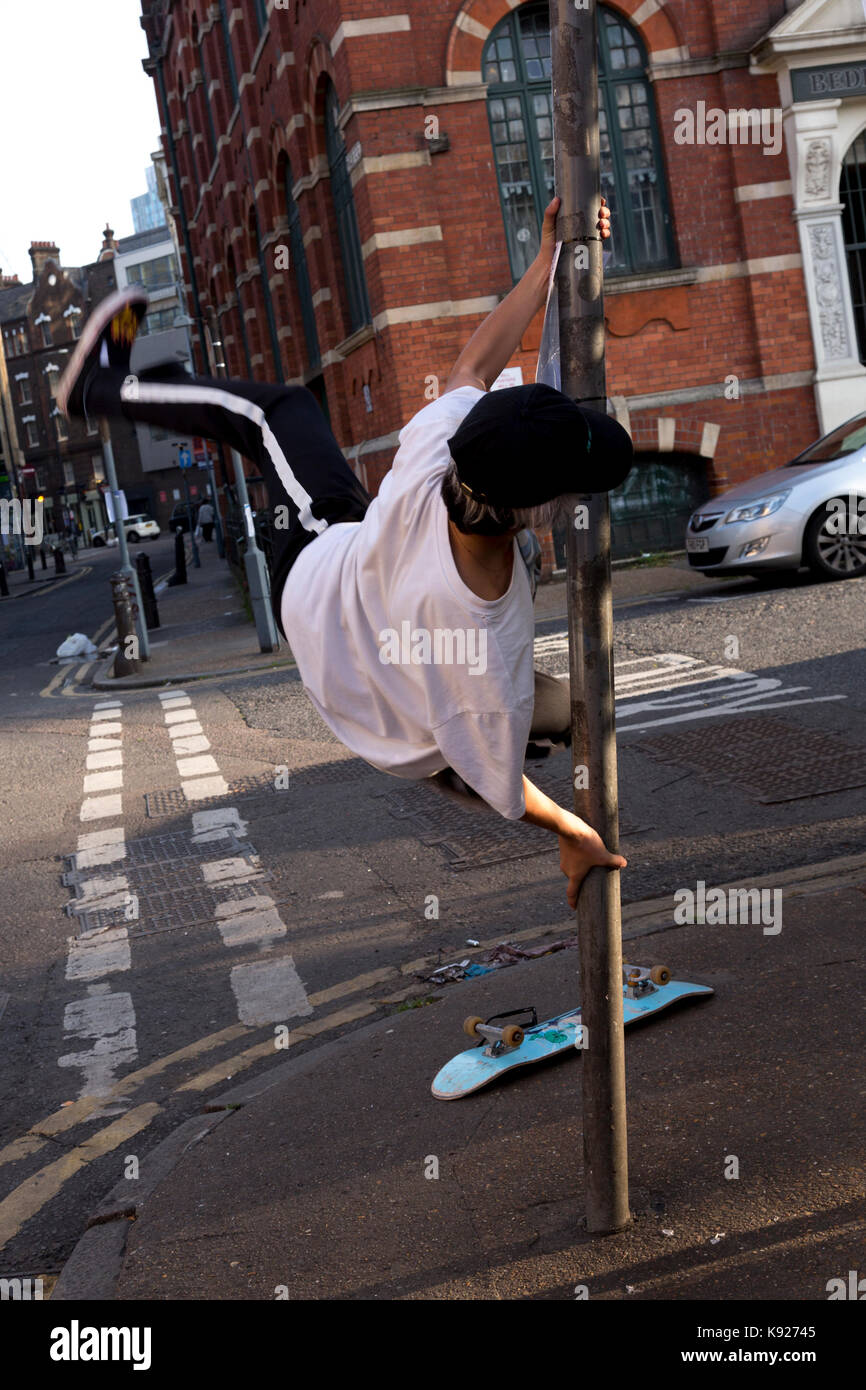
left=58, top=196, right=632, bottom=907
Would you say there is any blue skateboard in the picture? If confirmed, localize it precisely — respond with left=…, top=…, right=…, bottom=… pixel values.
left=431, top=964, right=713, bottom=1100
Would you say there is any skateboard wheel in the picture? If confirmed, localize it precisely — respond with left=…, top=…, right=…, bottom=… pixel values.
left=501, top=1025, right=524, bottom=1048
left=463, top=1016, right=484, bottom=1038
left=650, top=965, right=671, bottom=986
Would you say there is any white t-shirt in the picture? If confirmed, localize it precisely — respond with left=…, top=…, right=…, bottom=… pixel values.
left=280, top=387, right=535, bottom=819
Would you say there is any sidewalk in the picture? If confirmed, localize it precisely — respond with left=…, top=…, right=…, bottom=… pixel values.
left=92, top=546, right=295, bottom=689
left=53, top=854, right=866, bottom=1301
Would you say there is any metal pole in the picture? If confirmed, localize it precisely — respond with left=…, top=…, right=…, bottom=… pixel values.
left=181, top=464, right=201, bottom=568
left=550, top=0, right=629, bottom=1234
left=98, top=421, right=150, bottom=661
left=229, top=447, right=280, bottom=652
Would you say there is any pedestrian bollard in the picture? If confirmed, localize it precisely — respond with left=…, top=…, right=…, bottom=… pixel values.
left=52, top=546, right=66, bottom=575
left=0, top=562, right=8, bottom=598
left=40, top=546, right=47, bottom=570
left=135, top=551, right=160, bottom=629
left=25, top=548, right=34, bottom=582
left=110, top=572, right=141, bottom=676
left=168, top=526, right=187, bottom=586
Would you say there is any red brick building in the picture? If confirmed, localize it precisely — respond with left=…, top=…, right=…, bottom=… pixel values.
left=138, top=0, right=866, bottom=561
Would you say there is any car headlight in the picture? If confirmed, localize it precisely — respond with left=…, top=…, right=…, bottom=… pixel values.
left=723, top=491, right=790, bottom=524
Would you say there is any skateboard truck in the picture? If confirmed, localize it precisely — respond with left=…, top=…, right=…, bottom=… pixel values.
left=623, top=962, right=671, bottom=999
left=462, top=1007, right=538, bottom=1057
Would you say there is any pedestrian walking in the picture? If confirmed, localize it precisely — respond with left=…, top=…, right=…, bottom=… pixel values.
left=58, top=196, right=632, bottom=905
left=197, top=499, right=215, bottom=542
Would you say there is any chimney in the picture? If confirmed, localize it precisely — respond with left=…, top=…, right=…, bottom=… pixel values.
left=29, top=241, right=60, bottom=281
left=0, top=270, right=21, bottom=286
left=98, top=224, right=119, bottom=260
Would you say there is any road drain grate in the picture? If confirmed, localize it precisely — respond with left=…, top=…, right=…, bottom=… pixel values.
left=377, top=759, right=641, bottom=871
left=639, top=716, right=866, bottom=804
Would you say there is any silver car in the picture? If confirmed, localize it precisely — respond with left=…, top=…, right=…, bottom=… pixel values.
left=685, top=410, right=866, bottom=580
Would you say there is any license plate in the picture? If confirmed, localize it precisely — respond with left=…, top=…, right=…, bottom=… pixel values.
left=686, top=536, right=710, bottom=553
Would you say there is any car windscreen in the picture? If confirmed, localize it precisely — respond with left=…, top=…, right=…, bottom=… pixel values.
left=787, top=414, right=866, bottom=464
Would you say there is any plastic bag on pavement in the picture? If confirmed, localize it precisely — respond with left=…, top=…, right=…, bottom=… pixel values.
left=56, top=633, right=98, bottom=659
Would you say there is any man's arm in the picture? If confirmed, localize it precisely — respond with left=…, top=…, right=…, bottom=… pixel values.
left=521, top=774, right=626, bottom=911
left=444, top=196, right=610, bottom=394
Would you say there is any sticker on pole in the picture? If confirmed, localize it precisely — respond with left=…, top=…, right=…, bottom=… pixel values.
left=535, top=239, right=563, bottom=392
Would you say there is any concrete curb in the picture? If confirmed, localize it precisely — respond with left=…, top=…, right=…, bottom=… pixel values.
left=90, top=654, right=296, bottom=691
left=47, top=849, right=866, bottom=1301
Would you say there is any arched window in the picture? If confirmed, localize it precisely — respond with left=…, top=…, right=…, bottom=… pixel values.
left=284, top=159, right=320, bottom=369
left=325, top=81, right=371, bottom=334
left=253, top=0, right=268, bottom=32
left=192, top=18, right=217, bottom=166
left=482, top=2, right=675, bottom=279
left=217, top=0, right=239, bottom=105
left=841, top=129, right=866, bottom=364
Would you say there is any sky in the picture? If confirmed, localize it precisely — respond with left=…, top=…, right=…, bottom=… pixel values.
left=0, top=1, right=161, bottom=283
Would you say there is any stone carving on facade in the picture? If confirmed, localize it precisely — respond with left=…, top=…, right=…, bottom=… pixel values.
left=804, top=139, right=832, bottom=200
left=808, top=222, right=849, bottom=359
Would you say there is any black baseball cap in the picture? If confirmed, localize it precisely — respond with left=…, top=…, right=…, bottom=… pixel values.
left=447, top=383, right=634, bottom=507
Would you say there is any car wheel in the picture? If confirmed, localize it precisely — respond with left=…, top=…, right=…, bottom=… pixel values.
left=127, top=532, right=139, bottom=542
left=803, top=499, right=866, bottom=580
left=93, top=536, right=105, bottom=547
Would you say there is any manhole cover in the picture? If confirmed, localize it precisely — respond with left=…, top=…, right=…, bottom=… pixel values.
left=64, top=829, right=275, bottom=936
left=63, top=831, right=249, bottom=884
left=378, top=760, right=640, bottom=871
left=639, top=716, right=866, bottom=804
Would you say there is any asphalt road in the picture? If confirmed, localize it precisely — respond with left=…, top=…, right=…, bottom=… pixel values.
left=0, top=557, right=863, bottom=1282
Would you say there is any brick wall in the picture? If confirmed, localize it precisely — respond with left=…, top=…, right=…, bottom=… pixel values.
left=139, top=0, right=826, bottom=554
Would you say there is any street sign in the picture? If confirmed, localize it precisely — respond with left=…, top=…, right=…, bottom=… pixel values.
left=178, top=448, right=193, bottom=469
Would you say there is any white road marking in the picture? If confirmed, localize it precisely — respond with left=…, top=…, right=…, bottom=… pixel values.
left=172, top=735, right=211, bottom=755
left=58, top=985, right=137, bottom=1097
left=164, top=707, right=199, bottom=724
left=201, top=857, right=264, bottom=886
left=80, top=794, right=123, bottom=821
left=191, top=808, right=248, bottom=843
left=229, top=958, right=313, bottom=1027
left=168, top=722, right=204, bottom=738
left=66, top=927, right=131, bottom=981
left=215, top=896, right=286, bottom=948
left=182, top=775, right=229, bottom=800
left=82, top=769, right=123, bottom=794
left=88, top=721, right=121, bottom=736
left=175, top=754, right=221, bottom=777
left=74, top=827, right=127, bottom=870
left=160, top=696, right=192, bottom=709
left=86, top=750, right=124, bottom=770
left=88, top=736, right=123, bottom=752
left=94, top=700, right=122, bottom=710
left=91, top=708, right=124, bottom=723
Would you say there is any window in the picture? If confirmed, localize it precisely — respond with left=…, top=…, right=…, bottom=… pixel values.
left=841, top=130, right=866, bottom=364
left=66, top=308, right=82, bottom=340
left=91, top=455, right=105, bottom=483
left=253, top=0, right=268, bottom=32
left=194, top=23, right=218, bottom=166
left=125, top=254, right=177, bottom=292
left=18, top=378, right=31, bottom=405
left=325, top=81, right=371, bottom=335
left=5, top=324, right=28, bottom=356
left=63, top=460, right=76, bottom=487
left=54, top=412, right=68, bottom=442
left=140, top=306, right=178, bottom=335
left=218, top=0, right=240, bottom=105
left=284, top=158, right=320, bottom=369
left=483, top=2, right=675, bottom=279
left=24, top=421, right=38, bottom=448
left=46, top=365, right=60, bottom=397
left=36, top=315, right=53, bottom=346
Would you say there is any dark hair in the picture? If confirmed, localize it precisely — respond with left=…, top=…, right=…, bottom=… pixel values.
left=440, top=461, right=562, bottom=536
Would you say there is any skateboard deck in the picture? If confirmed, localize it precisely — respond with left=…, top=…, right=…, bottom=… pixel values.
left=431, top=965, right=713, bottom=1100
